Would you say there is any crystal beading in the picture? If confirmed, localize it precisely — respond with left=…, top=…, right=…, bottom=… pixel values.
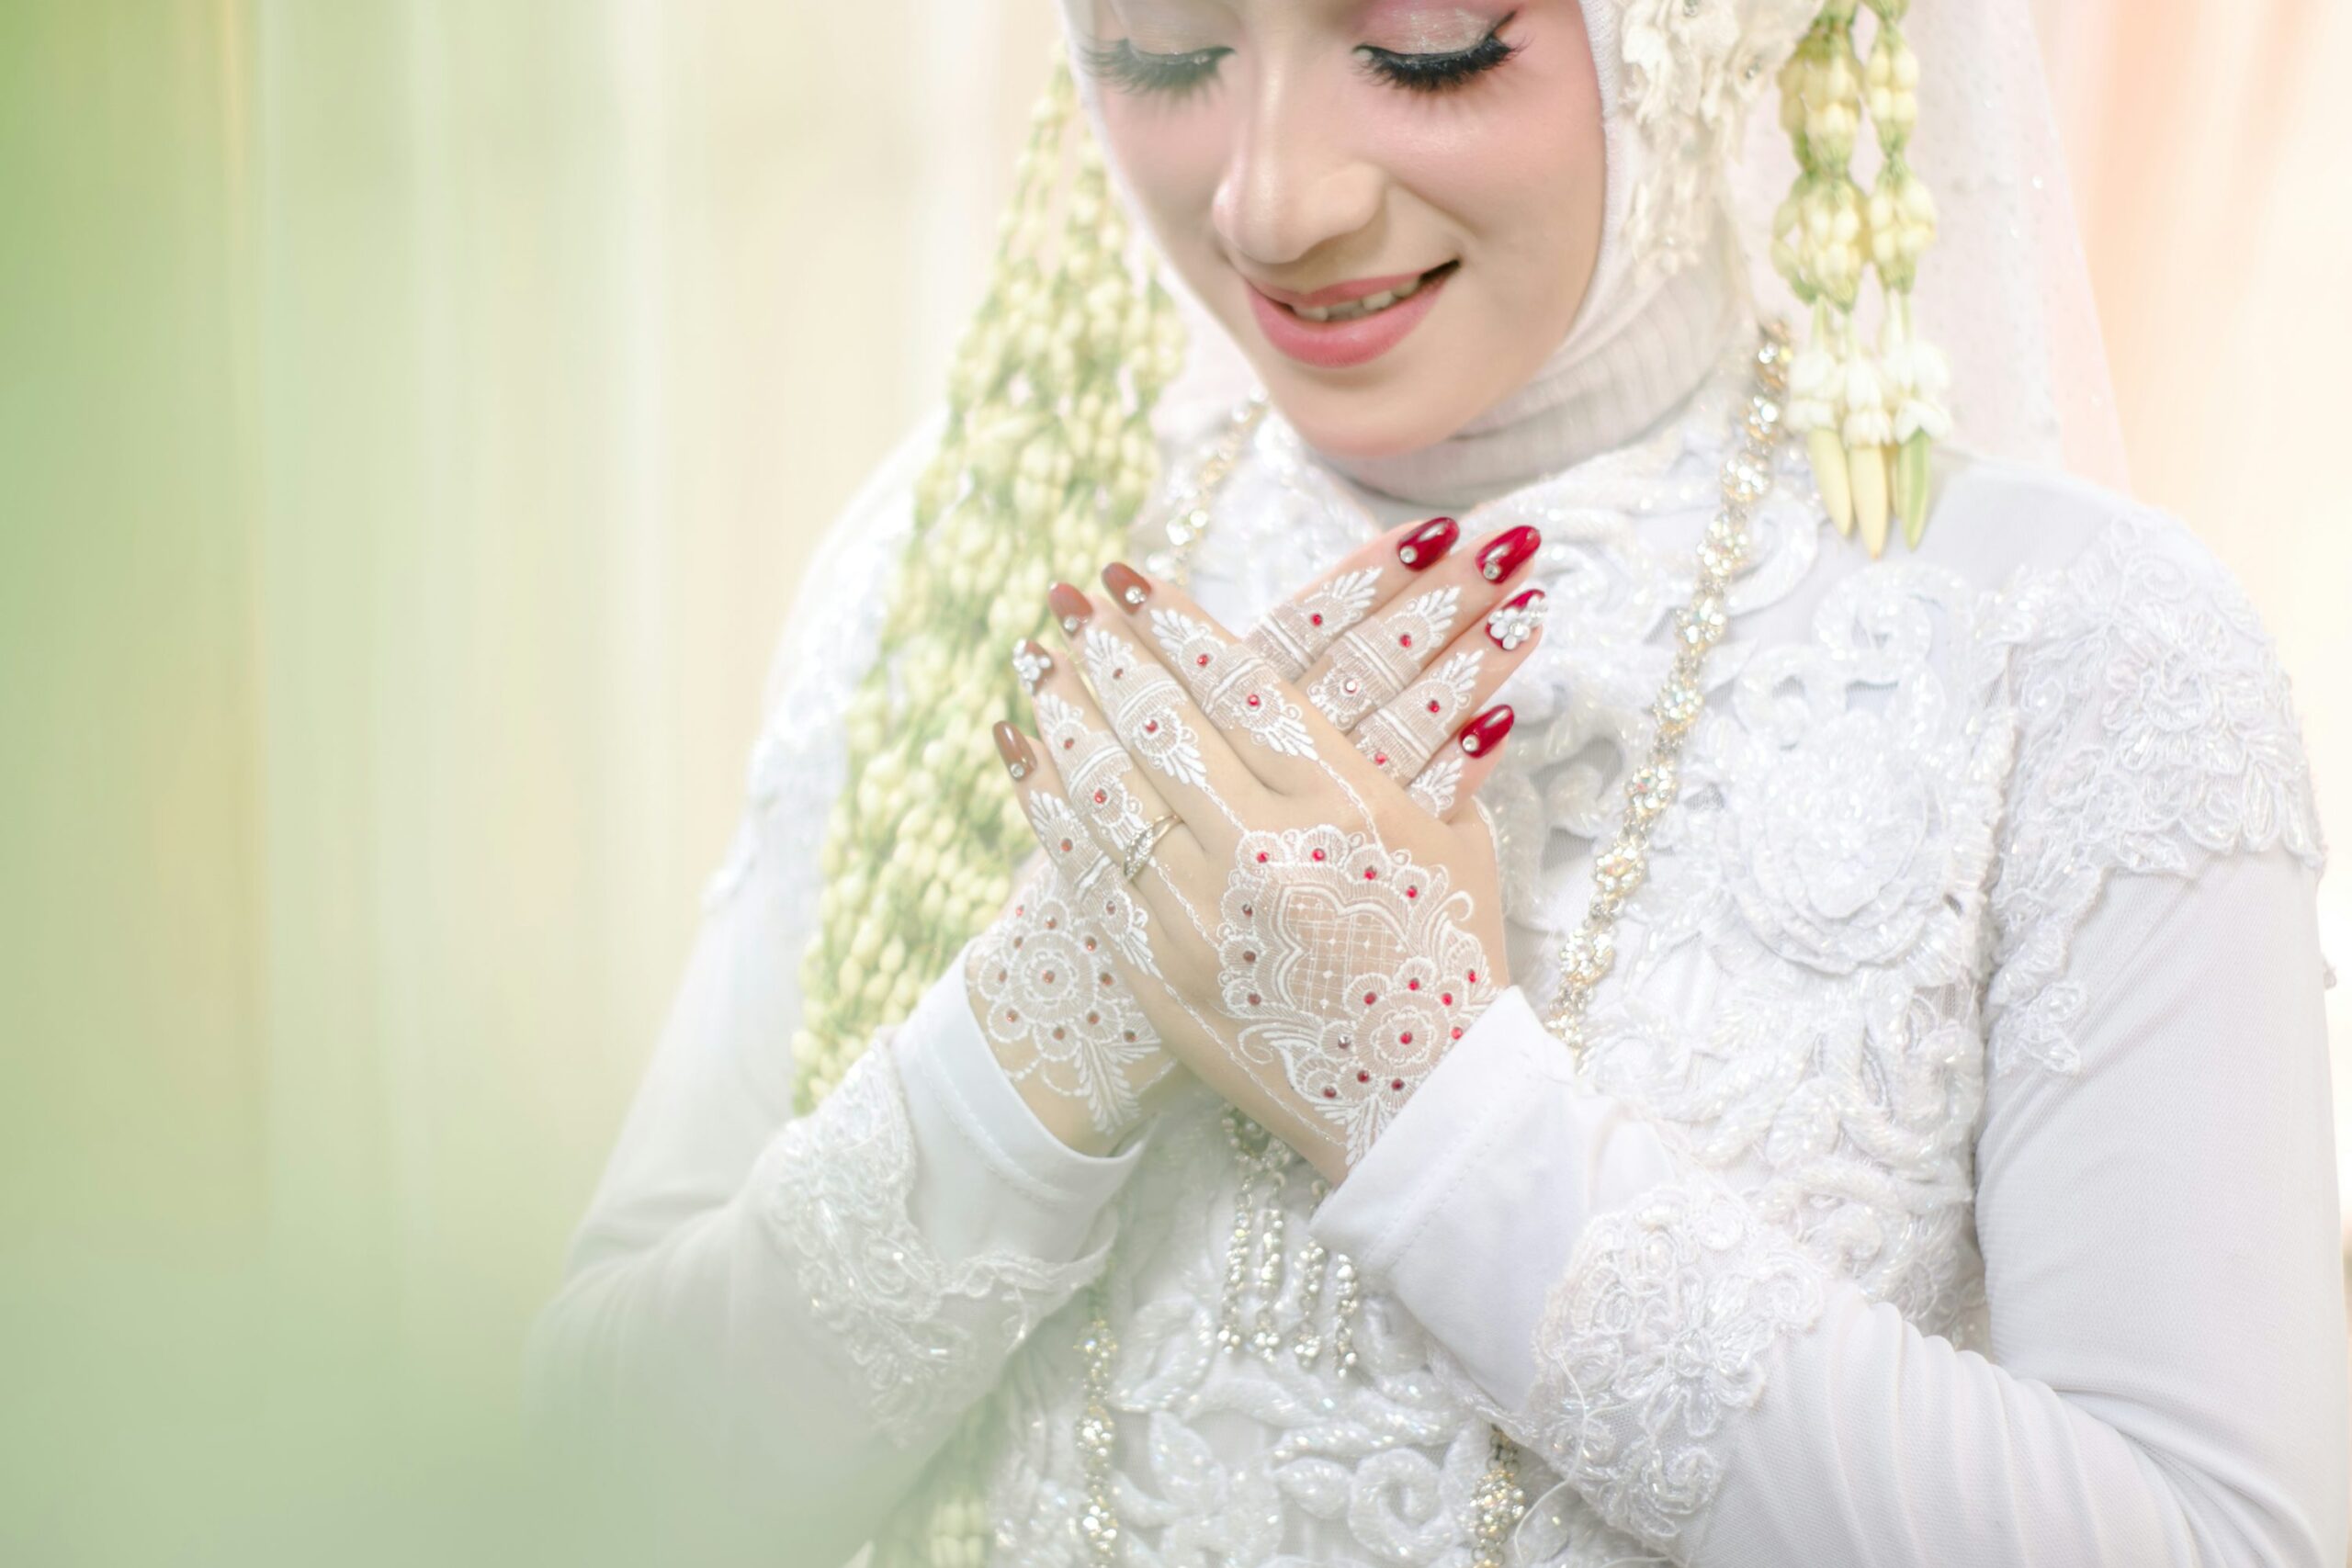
left=1075, top=322, right=1790, bottom=1568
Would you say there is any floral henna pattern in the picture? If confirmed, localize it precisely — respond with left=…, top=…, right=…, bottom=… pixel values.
left=1247, top=568, right=1381, bottom=682
left=1034, top=689, right=1152, bottom=850
left=968, top=858, right=1168, bottom=1137
left=1149, top=608, right=1317, bottom=759
left=1309, top=585, right=1464, bottom=730
left=1081, top=627, right=1212, bottom=791
left=1408, top=752, right=1465, bottom=817
left=1215, top=824, right=1499, bottom=1168
left=1355, top=649, right=1482, bottom=779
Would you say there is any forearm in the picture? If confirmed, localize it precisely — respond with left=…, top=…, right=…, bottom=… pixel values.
left=527, top=956, right=1144, bottom=1555
left=1314, top=855, right=2347, bottom=1566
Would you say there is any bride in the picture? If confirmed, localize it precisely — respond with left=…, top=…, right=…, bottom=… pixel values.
left=526, top=2, right=2346, bottom=1564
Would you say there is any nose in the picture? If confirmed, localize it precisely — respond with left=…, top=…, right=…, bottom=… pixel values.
left=1210, top=63, right=1383, bottom=271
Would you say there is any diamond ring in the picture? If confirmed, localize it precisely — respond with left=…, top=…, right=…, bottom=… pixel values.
left=1120, top=813, right=1181, bottom=883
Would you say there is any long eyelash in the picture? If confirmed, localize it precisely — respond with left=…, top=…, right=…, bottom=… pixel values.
left=1359, top=13, right=1523, bottom=96
left=1080, top=39, right=1230, bottom=101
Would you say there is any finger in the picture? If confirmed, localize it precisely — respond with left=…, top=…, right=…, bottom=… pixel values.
left=1246, top=514, right=1461, bottom=680
left=1099, top=560, right=1386, bottom=818
left=1351, top=585, right=1550, bottom=782
left=1105, top=560, right=1319, bottom=784
left=1016, top=636, right=1173, bottom=859
left=1012, top=638, right=1223, bottom=945
left=1403, top=704, right=1514, bottom=820
left=1297, top=524, right=1544, bottom=728
left=992, top=719, right=1205, bottom=977
left=1049, top=580, right=1264, bottom=840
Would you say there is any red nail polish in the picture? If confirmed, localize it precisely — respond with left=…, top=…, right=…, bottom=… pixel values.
left=1101, top=560, right=1152, bottom=610
left=1457, top=705, right=1515, bottom=757
left=1047, top=582, right=1092, bottom=636
left=1396, top=516, right=1459, bottom=571
left=1476, top=525, right=1542, bottom=584
left=992, top=721, right=1036, bottom=781
left=1485, top=587, right=1546, bottom=651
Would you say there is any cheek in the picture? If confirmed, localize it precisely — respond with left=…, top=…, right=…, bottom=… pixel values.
left=1098, top=97, right=1228, bottom=241
left=1373, top=66, right=1605, bottom=325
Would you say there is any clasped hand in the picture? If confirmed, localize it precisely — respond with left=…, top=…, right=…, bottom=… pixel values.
left=968, top=519, right=1548, bottom=1182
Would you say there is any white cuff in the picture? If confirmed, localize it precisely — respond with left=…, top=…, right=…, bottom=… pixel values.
left=1308, top=985, right=1680, bottom=1408
left=893, top=940, right=1149, bottom=1268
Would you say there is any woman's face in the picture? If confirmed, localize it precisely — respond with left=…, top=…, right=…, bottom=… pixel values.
left=1080, top=0, right=1606, bottom=460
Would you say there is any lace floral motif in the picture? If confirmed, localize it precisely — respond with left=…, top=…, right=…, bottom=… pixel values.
left=764, top=1044, right=1111, bottom=1446
left=1520, top=1171, right=1826, bottom=1552
left=1985, top=514, right=2327, bottom=1077
left=1607, top=0, right=1816, bottom=283
left=871, top=344, right=2323, bottom=1563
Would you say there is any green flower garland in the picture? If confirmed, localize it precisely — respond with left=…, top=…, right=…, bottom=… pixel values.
left=791, top=56, right=1183, bottom=1115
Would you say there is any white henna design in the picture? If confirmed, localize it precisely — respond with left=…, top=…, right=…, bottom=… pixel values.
left=1308, top=585, right=1462, bottom=729
left=1354, top=649, right=1481, bottom=779
left=1247, top=568, right=1381, bottom=681
left=1407, top=753, right=1464, bottom=817
left=1149, top=608, right=1317, bottom=759
left=1080, top=629, right=1213, bottom=791
left=969, top=860, right=1168, bottom=1137
left=1035, top=690, right=1151, bottom=849
left=1216, top=824, right=1498, bottom=1168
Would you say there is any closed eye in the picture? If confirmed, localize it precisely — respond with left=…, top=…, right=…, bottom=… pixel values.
left=1358, top=12, right=1522, bottom=95
left=1080, top=39, right=1232, bottom=102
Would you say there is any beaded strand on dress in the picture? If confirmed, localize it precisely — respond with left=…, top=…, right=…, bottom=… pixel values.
left=1077, top=321, right=1792, bottom=1566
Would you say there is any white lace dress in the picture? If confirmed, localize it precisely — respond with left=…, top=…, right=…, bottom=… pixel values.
left=526, top=336, right=2346, bottom=1567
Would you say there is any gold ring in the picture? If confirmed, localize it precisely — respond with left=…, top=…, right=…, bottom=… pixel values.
left=1120, top=813, right=1181, bottom=883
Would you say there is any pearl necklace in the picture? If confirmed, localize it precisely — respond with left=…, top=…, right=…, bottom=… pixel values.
left=1074, top=322, right=1792, bottom=1568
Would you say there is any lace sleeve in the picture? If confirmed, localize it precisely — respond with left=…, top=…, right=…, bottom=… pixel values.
left=1984, top=510, right=2327, bottom=1078
left=525, top=410, right=1141, bottom=1558
left=763, top=1027, right=1120, bottom=1447
left=1513, top=1168, right=1826, bottom=1551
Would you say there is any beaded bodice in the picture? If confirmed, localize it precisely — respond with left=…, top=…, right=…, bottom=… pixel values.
left=786, top=333, right=2323, bottom=1567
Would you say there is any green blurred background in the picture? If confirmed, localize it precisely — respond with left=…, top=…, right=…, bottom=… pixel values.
left=4, top=2, right=2347, bottom=1562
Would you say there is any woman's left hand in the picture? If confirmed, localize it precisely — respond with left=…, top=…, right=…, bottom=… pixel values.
left=993, top=558, right=1537, bottom=1183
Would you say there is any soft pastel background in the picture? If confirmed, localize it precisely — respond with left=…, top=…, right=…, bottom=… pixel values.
left=3, top=2, right=2347, bottom=1562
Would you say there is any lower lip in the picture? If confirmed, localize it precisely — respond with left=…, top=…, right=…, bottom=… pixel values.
left=1247, top=267, right=1452, bottom=371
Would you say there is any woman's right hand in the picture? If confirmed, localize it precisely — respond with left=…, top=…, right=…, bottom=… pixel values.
left=965, top=514, right=1547, bottom=1155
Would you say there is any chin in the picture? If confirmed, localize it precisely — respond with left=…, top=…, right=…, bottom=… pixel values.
left=1259, top=371, right=1478, bottom=463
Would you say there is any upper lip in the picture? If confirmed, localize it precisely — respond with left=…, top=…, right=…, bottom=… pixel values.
left=1246, top=265, right=1446, bottom=310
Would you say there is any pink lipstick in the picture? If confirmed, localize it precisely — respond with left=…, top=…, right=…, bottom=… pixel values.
left=1245, top=262, right=1456, bottom=371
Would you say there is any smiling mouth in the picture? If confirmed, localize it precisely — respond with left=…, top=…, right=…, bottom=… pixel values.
left=1275, top=262, right=1460, bottom=323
